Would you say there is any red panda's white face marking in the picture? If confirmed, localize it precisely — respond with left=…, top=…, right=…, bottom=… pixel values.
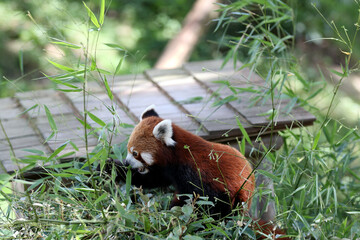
left=140, top=152, right=154, bottom=165
left=125, top=147, right=151, bottom=174
left=125, top=106, right=176, bottom=174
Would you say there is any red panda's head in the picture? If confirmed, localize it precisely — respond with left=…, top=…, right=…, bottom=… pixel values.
left=124, top=105, right=176, bottom=174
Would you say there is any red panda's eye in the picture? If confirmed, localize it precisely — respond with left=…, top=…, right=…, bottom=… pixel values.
left=132, top=151, right=138, bottom=158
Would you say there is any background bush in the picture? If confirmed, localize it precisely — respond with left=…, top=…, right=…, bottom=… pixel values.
left=0, top=0, right=359, bottom=239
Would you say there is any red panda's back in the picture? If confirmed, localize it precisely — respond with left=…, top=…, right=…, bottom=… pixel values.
left=172, top=124, right=255, bottom=208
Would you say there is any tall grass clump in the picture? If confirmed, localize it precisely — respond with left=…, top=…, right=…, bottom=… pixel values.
left=0, top=0, right=359, bottom=239
left=215, top=0, right=360, bottom=239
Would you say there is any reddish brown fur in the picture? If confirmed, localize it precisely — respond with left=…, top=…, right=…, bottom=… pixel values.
left=128, top=116, right=255, bottom=208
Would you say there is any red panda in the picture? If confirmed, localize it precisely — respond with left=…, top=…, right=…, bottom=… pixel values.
left=124, top=105, right=255, bottom=216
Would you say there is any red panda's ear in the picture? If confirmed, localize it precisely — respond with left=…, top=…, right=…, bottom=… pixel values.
left=153, top=119, right=176, bottom=147
left=140, top=104, right=159, bottom=120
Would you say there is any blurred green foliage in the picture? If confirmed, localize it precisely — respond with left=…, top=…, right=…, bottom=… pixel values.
left=0, top=0, right=221, bottom=97
left=2, top=0, right=360, bottom=97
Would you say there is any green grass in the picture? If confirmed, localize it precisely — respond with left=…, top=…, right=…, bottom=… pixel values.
left=0, top=0, right=360, bottom=239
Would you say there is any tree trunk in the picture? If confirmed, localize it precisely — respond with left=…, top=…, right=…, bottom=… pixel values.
left=155, top=0, right=219, bottom=69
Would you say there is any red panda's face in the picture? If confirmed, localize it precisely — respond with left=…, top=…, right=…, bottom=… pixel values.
left=124, top=105, right=176, bottom=174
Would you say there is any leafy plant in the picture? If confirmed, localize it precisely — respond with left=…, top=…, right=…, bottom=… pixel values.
left=1, top=0, right=360, bottom=239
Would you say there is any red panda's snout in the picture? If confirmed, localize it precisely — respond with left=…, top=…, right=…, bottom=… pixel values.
left=124, top=146, right=152, bottom=174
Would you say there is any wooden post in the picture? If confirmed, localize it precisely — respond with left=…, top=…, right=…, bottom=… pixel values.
left=155, top=0, right=219, bottom=69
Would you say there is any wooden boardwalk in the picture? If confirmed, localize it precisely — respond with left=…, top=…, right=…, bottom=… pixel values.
left=0, top=60, right=315, bottom=173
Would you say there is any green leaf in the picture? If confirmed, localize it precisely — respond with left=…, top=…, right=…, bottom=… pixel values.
left=69, top=141, right=79, bottom=151
left=44, top=131, right=55, bottom=143
left=48, top=59, right=75, bottom=72
left=90, top=57, right=96, bottom=71
left=335, top=127, right=357, bottom=146
left=330, top=68, right=345, bottom=78
left=56, top=88, right=83, bottom=93
left=81, top=148, right=107, bottom=169
left=94, top=192, right=108, bottom=205
left=51, top=41, right=81, bottom=49
left=177, top=96, right=203, bottom=105
left=19, top=104, right=38, bottom=116
left=212, top=95, right=237, bottom=107
left=257, top=169, right=280, bottom=183
left=184, top=236, right=203, bottom=240
left=45, top=74, right=80, bottom=89
left=119, top=123, right=134, bottom=129
left=182, top=205, right=193, bottom=216
left=47, top=141, right=68, bottom=161
left=19, top=50, right=24, bottom=76
left=63, top=168, right=91, bottom=175
left=103, top=75, right=113, bottom=100
left=99, top=0, right=105, bottom=25
left=115, top=54, right=126, bottom=75
left=83, top=2, right=100, bottom=29
left=125, top=167, right=132, bottom=198
left=87, top=111, right=106, bottom=127
left=76, top=117, right=92, bottom=129
left=312, top=131, right=321, bottom=150
left=45, top=162, right=73, bottom=169
left=22, top=149, right=45, bottom=155
left=105, top=43, right=125, bottom=51
left=236, top=117, right=252, bottom=146
left=44, top=105, right=57, bottom=132
left=142, top=215, right=151, bottom=233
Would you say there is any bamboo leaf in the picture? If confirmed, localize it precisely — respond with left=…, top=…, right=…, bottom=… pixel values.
left=126, top=167, right=132, bottom=198
left=236, top=117, right=252, bottom=146
left=19, top=50, right=24, bottom=76
left=115, top=52, right=127, bottom=75
left=105, top=43, right=125, bottom=51
left=44, top=105, right=57, bottom=132
left=51, top=41, right=81, bottom=49
left=48, top=59, right=75, bottom=72
left=56, top=88, right=83, bottom=93
left=257, top=169, right=280, bottom=183
left=312, top=131, right=321, bottom=150
left=81, top=148, right=107, bottom=169
left=83, top=2, right=100, bottom=29
left=64, top=168, right=91, bottom=175
left=103, top=75, right=113, bottom=100
left=47, top=141, right=68, bottom=161
left=87, top=111, right=106, bottom=127
left=99, top=0, right=105, bottom=25
left=19, top=104, right=38, bottom=116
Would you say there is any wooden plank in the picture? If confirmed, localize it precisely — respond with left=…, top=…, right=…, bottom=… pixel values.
left=184, top=61, right=316, bottom=128
left=0, top=145, right=49, bottom=173
left=0, top=98, right=18, bottom=110
left=184, top=60, right=264, bottom=86
left=111, top=73, right=203, bottom=135
left=17, top=98, right=73, bottom=118
left=0, top=119, right=39, bottom=140
left=146, top=68, right=243, bottom=136
left=0, top=108, right=23, bottom=120
left=0, top=135, right=42, bottom=151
